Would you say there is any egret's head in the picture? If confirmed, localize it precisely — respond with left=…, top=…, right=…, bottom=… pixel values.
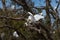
left=39, top=13, right=43, bottom=15
left=28, top=12, right=33, bottom=15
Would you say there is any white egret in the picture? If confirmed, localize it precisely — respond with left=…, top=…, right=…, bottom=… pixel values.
left=25, top=12, right=44, bottom=26
left=27, top=12, right=44, bottom=22
left=13, top=31, right=19, bottom=37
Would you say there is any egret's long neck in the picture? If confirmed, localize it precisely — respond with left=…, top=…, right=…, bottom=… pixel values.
left=29, top=13, right=33, bottom=16
left=28, top=12, right=33, bottom=16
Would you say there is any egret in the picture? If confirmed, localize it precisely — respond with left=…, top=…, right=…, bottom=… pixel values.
left=13, top=31, right=19, bottom=37
left=27, top=12, right=44, bottom=22
left=25, top=12, right=44, bottom=26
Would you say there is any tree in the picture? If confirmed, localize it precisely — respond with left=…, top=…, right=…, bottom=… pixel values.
left=0, top=0, right=60, bottom=40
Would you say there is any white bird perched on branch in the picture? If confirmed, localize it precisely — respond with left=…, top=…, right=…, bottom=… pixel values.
left=25, top=12, right=44, bottom=26
left=27, top=12, right=44, bottom=22
left=13, top=31, right=19, bottom=38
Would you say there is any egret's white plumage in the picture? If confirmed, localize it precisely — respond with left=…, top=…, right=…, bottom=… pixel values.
left=28, top=15, right=35, bottom=23
left=26, top=12, right=44, bottom=24
left=13, top=31, right=19, bottom=37
left=34, top=14, right=44, bottom=21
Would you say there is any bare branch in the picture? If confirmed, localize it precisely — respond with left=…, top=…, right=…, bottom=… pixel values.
left=55, top=0, right=60, bottom=11
left=12, top=0, right=33, bottom=14
left=0, top=16, right=26, bottom=21
left=0, top=25, right=27, bottom=40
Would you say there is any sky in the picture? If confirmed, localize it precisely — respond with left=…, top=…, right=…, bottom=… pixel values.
left=32, top=0, right=45, bottom=7
left=0, top=0, right=58, bottom=8
left=32, top=0, right=58, bottom=7
left=0, top=0, right=58, bottom=16
left=0, top=0, right=59, bottom=15
left=0, top=1, right=2, bottom=8
left=32, top=0, right=58, bottom=16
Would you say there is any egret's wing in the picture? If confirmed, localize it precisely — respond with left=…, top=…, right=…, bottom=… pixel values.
left=39, top=15, right=44, bottom=19
left=34, top=14, right=44, bottom=21
left=34, top=15, right=40, bottom=21
left=27, top=15, right=35, bottom=23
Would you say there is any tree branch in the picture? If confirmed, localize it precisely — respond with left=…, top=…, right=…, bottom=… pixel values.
left=0, top=25, right=27, bottom=40
left=0, top=16, right=26, bottom=21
